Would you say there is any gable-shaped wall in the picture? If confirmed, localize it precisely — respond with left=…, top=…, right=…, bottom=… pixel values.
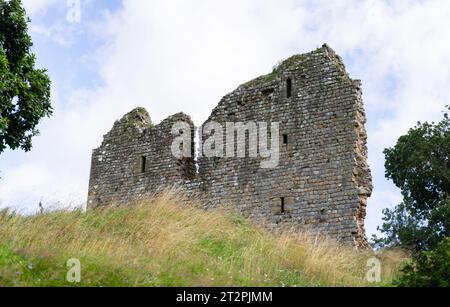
left=197, top=45, right=372, bottom=246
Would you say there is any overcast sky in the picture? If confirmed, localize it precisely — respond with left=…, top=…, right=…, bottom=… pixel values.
left=1, top=0, right=449, bottom=237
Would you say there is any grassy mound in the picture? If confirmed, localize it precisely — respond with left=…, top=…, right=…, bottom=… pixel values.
left=0, top=193, right=407, bottom=287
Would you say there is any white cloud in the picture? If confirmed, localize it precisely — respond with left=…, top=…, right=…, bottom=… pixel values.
left=30, top=23, right=78, bottom=46
left=22, top=0, right=59, bottom=16
left=1, top=0, right=449, bottom=236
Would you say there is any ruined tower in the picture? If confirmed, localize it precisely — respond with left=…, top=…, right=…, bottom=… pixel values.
left=88, top=44, right=373, bottom=247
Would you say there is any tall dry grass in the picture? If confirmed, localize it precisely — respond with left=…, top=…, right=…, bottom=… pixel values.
left=0, top=192, right=408, bottom=286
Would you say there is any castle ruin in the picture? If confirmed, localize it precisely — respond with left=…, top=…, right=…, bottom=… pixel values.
left=87, top=44, right=373, bottom=247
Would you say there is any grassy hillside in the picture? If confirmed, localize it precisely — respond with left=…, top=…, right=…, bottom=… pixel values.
left=0, top=193, right=407, bottom=287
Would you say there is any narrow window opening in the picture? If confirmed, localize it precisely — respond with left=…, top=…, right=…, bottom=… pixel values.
left=281, top=197, right=286, bottom=214
left=286, top=78, right=292, bottom=98
left=140, top=156, right=147, bottom=173
left=283, top=134, right=288, bottom=145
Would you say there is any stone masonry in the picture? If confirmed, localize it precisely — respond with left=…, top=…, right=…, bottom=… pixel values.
left=88, top=44, right=373, bottom=247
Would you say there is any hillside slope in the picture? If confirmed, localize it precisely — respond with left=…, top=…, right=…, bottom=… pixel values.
left=0, top=193, right=407, bottom=287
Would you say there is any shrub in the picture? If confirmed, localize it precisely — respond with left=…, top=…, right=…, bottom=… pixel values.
left=395, top=237, right=450, bottom=287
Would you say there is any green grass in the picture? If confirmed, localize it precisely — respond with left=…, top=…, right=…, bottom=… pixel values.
left=0, top=193, right=407, bottom=287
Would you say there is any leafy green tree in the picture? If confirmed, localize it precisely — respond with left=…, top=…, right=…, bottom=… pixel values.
left=0, top=0, right=52, bottom=154
left=395, top=237, right=450, bottom=287
left=373, top=106, right=450, bottom=252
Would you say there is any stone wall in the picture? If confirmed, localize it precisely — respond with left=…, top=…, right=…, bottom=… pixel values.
left=87, top=44, right=373, bottom=247
left=88, top=110, right=196, bottom=207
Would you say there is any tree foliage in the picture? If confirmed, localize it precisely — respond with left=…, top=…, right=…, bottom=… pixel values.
left=373, top=106, right=450, bottom=251
left=0, top=0, right=52, bottom=154
left=395, top=237, right=450, bottom=287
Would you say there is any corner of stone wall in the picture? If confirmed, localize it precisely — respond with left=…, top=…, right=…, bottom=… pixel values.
left=351, top=81, right=373, bottom=248
left=321, top=44, right=373, bottom=247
